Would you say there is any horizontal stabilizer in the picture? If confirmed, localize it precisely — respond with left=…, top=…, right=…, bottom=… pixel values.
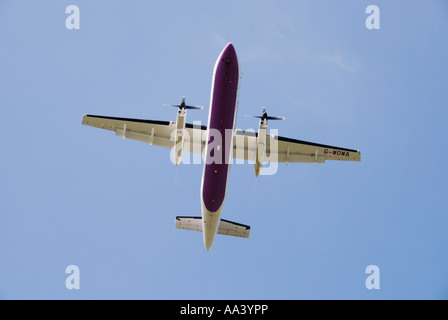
left=175, top=216, right=250, bottom=238
left=217, top=219, right=251, bottom=238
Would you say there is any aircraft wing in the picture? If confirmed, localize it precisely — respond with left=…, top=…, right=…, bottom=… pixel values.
left=274, top=135, right=361, bottom=163
left=232, top=130, right=361, bottom=163
left=81, top=115, right=207, bottom=151
left=82, top=115, right=360, bottom=163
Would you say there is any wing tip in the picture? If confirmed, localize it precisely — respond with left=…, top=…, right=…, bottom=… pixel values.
left=81, top=114, right=88, bottom=125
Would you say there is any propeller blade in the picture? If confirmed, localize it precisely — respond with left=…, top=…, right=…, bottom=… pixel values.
left=163, top=97, right=203, bottom=110
left=246, top=108, right=285, bottom=121
left=266, top=116, right=286, bottom=120
left=184, top=105, right=204, bottom=110
left=244, top=114, right=262, bottom=118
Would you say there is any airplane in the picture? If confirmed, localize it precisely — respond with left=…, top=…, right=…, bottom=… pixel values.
left=82, top=43, right=361, bottom=251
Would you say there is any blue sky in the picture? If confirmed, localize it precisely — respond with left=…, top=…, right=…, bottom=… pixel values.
left=1, top=0, right=448, bottom=299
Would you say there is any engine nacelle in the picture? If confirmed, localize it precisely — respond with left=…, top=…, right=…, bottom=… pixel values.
left=173, top=108, right=187, bottom=166
left=254, top=122, right=268, bottom=177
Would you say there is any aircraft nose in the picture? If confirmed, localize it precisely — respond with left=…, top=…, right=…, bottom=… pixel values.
left=224, top=42, right=235, bottom=51
left=220, top=43, right=238, bottom=66
left=222, top=43, right=236, bottom=56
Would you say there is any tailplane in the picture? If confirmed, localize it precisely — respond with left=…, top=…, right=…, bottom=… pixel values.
left=175, top=216, right=250, bottom=238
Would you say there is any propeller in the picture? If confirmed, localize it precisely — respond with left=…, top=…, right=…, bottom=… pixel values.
left=245, top=107, right=285, bottom=121
left=163, top=96, right=203, bottom=110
